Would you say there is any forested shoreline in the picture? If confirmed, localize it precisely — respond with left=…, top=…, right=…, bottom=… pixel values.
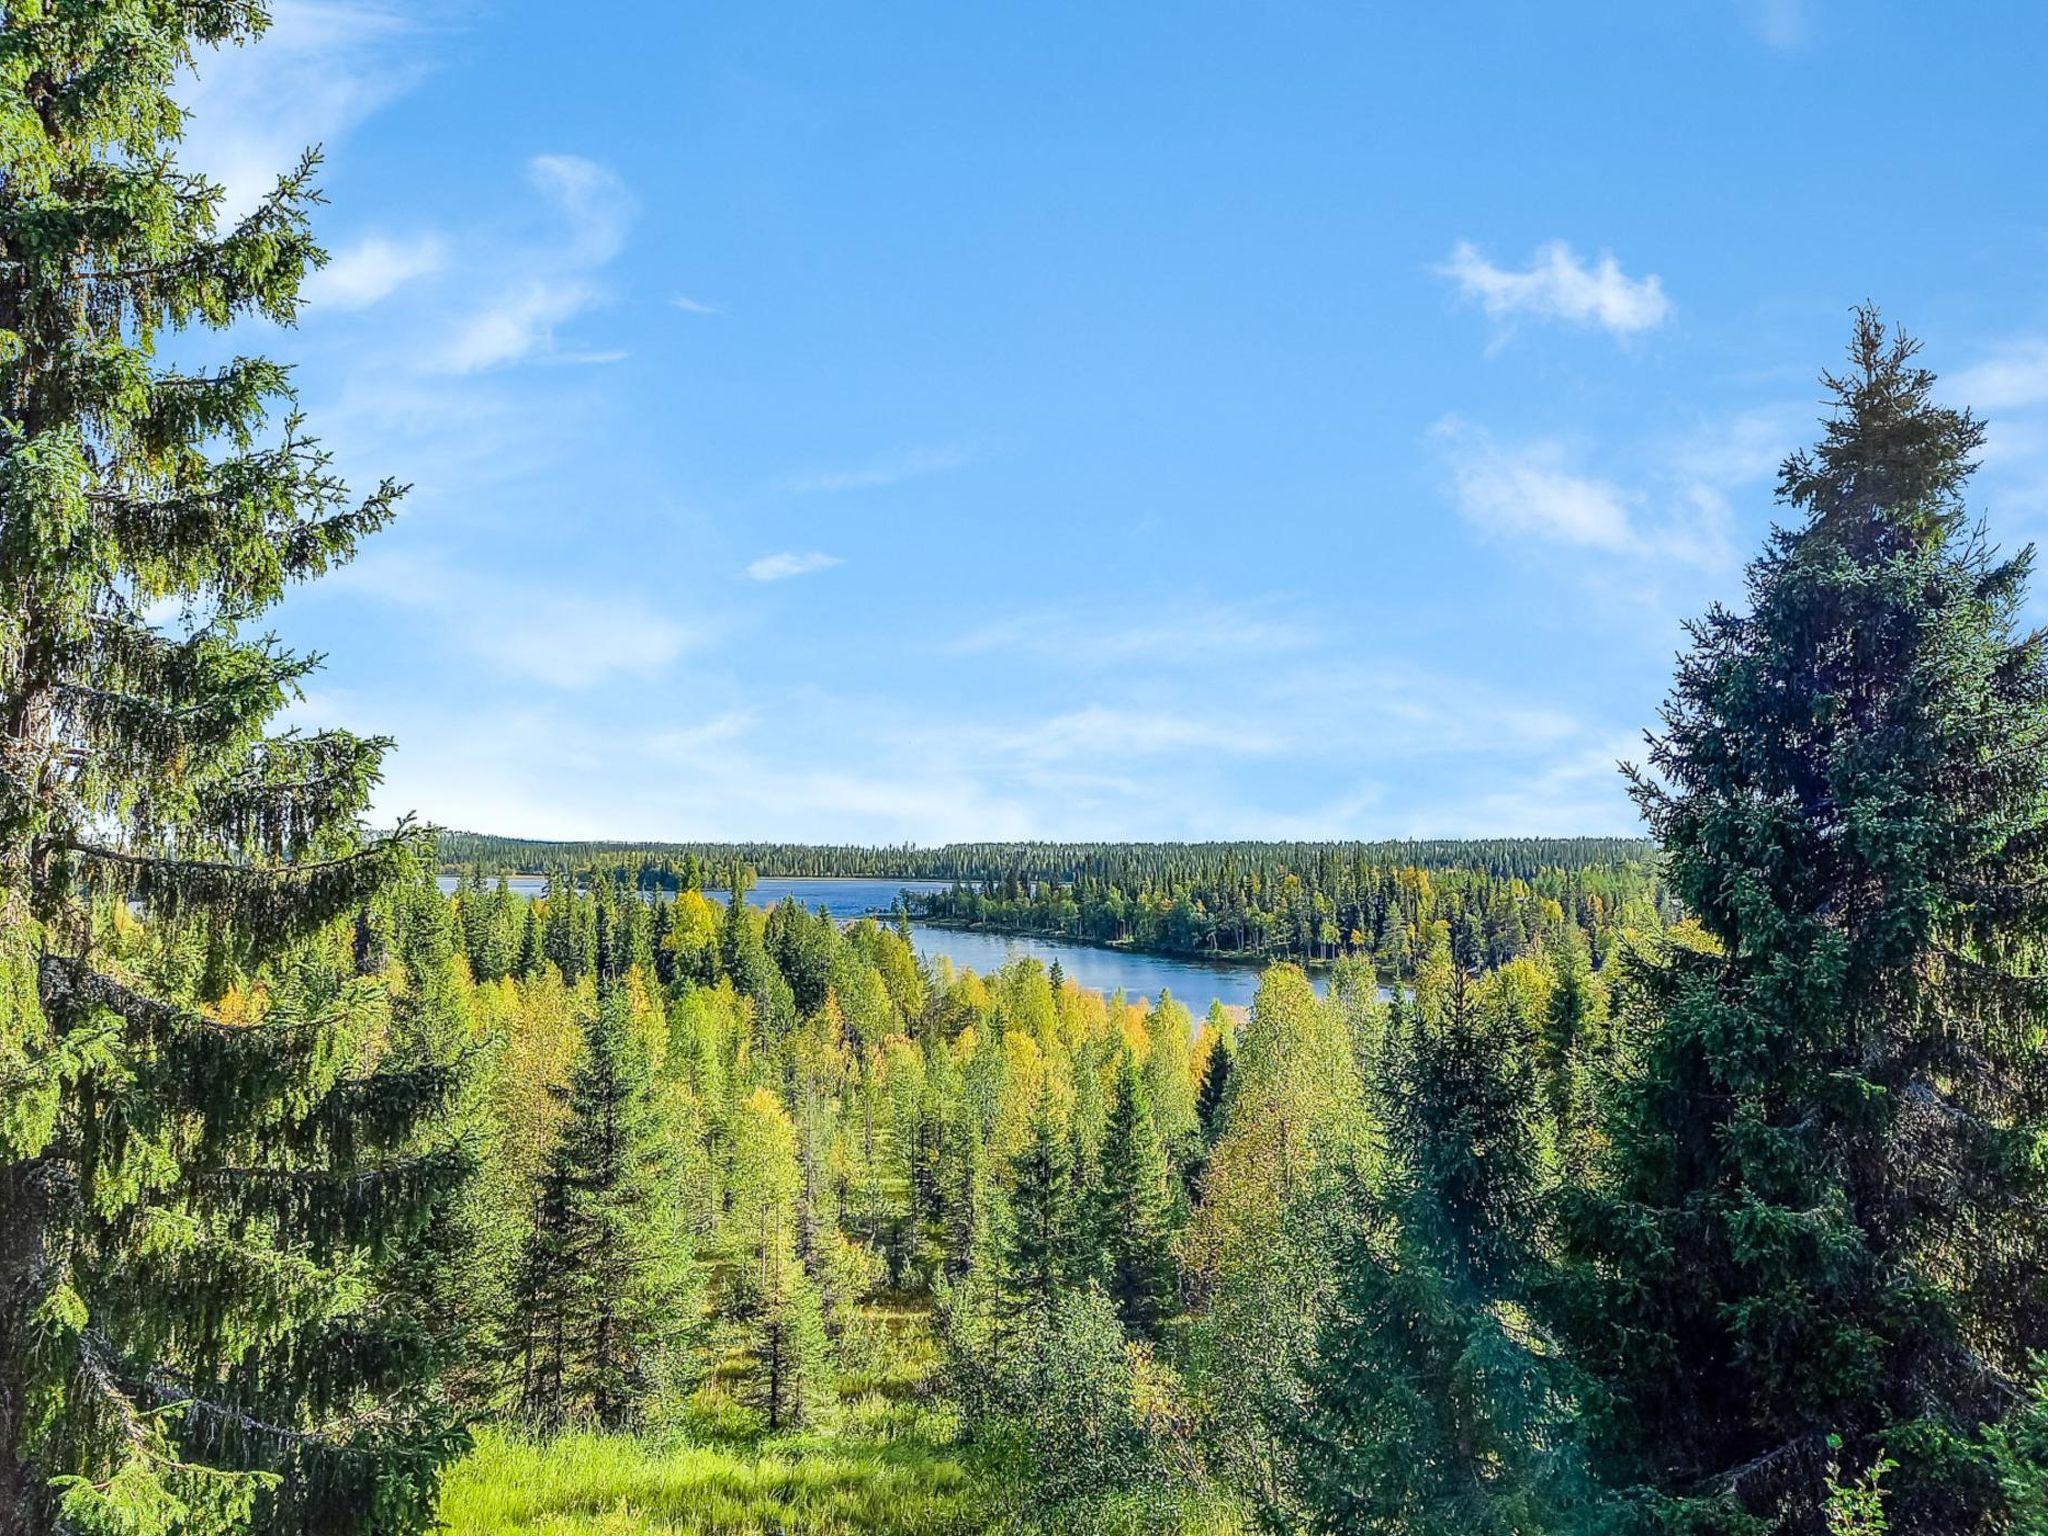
left=5, top=8, right=2048, bottom=1536
left=437, top=836, right=1675, bottom=978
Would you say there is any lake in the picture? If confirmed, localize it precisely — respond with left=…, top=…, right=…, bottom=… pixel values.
left=434, top=873, right=1301, bottom=1013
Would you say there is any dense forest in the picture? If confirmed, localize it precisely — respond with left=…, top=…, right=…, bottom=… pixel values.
left=437, top=836, right=1674, bottom=974
left=5, top=8, right=2048, bottom=1536
left=436, top=832, right=1659, bottom=886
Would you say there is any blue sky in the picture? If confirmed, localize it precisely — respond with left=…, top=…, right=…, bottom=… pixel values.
left=184, top=1, right=2048, bottom=842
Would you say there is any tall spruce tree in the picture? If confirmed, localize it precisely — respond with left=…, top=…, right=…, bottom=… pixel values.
left=1095, top=1047, right=1178, bottom=1336
left=996, top=1106, right=1082, bottom=1330
left=1272, top=940, right=1577, bottom=1536
left=1557, top=313, right=2048, bottom=1533
left=514, top=986, right=694, bottom=1431
left=0, top=6, right=467, bottom=1533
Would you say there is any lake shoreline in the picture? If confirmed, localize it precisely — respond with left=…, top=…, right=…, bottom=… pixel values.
left=910, top=915, right=1369, bottom=978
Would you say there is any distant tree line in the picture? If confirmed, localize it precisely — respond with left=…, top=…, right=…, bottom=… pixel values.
left=434, top=832, right=1659, bottom=888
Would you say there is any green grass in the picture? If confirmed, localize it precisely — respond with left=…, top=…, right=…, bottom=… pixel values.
left=439, top=1414, right=984, bottom=1536
left=438, top=1297, right=1248, bottom=1536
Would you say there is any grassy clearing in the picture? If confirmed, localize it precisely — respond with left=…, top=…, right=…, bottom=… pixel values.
left=439, top=1412, right=982, bottom=1536
left=438, top=1298, right=1248, bottom=1536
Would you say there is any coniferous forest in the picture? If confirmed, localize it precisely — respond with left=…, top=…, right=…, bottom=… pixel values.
left=4, top=7, right=2048, bottom=1536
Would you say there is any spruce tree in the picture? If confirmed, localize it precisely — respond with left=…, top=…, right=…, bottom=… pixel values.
left=1096, top=1048, right=1178, bottom=1336
left=0, top=6, right=466, bottom=1532
left=1539, top=926, right=1605, bottom=1157
left=514, top=987, right=695, bottom=1431
left=1273, top=944, right=1577, bottom=1536
left=1558, top=313, right=2048, bottom=1532
left=996, top=1107, right=1081, bottom=1330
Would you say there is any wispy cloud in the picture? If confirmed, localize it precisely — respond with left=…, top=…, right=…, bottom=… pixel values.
left=948, top=599, right=1318, bottom=664
left=1946, top=337, right=2048, bottom=532
left=745, top=551, right=843, bottom=582
left=433, top=155, right=634, bottom=373
left=1434, top=419, right=1642, bottom=553
left=1948, top=337, right=2048, bottom=414
left=1439, top=239, right=1671, bottom=340
left=779, top=446, right=972, bottom=495
left=1433, top=411, right=1786, bottom=569
left=344, top=658, right=1640, bottom=844
left=333, top=548, right=706, bottom=689
left=181, top=1, right=426, bottom=221
left=672, top=295, right=725, bottom=316
left=305, top=232, right=445, bottom=309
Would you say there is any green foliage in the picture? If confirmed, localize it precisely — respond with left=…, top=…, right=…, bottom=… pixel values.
left=1268, top=942, right=1581, bottom=1536
left=947, top=1284, right=1187, bottom=1527
left=994, top=1108, right=1084, bottom=1327
left=1823, top=1440, right=1896, bottom=1536
left=515, top=986, right=698, bottom=1432
left=0, top=4, right=459, bottom=1530
left=1984, top=1363, right=2048, bottom=1534
left=1095, top=1047, right=1180, bottom=1337
left=1555, top=312, right=2048, bottom=1533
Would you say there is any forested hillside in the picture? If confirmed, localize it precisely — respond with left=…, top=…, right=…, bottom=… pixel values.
left=3, top=8, right=2047, bottom=1536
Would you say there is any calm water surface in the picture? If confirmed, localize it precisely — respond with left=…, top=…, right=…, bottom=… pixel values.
left=434, top=874, right=1306, bottom=1012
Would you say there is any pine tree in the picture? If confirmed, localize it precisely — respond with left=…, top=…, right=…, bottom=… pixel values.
left=1096, top=1048, right=1178, bottom=1336
left=515, top=987, right=695, bottom=1431
left=0, top=7, right=467, bottom=1533
left=1557, top=313, right=2048, bottom=1533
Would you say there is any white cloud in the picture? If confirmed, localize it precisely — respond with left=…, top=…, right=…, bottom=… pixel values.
left=779, top=446, right=972, bottom=495
left=1433, top=411, right=1788, bottom=571
left=432, top=155, right=634, bottom=373
left=333, top=548, right=705, bottom=689
left=745, top=551, right=844, bottom=582
left=181, top=1, right=425, bottom=221
left=345, top=660, right=1636, bottom=843
left=672, top=296, right=725, bottom=316
left=305, top=232, right=445, bottom=309
left=1439, top=240, right=1671, bottom=339
left=1435, top=419, right=1641, bottom=553
left=440, top=278, right=601, bottom=373
left=1948, top=338, right=2048, bottom=414
left=527, top=154, right=635, bottom=266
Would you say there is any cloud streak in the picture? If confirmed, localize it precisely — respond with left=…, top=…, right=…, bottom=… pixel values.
left=181, top=1, right=426, bottom=221
left=745, top=551, right=843, bottom=582
left=333, top=548, right=706, bottom=689
left=1439, top=239, right=1671, bottom=340
left=305, top=232, right=445, bottom=309
left=433, top=155, right=634, bottom=373
left=1432, top=410, right=1794, bottom=571
left=779, top=446, right=972, bottom=495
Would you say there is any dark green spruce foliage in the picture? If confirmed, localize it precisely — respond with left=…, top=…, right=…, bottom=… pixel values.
left=515, top=987, right=693, bottom=1431
left=1540, top=927, right=1606, bottom=1157
left=0, top=5, right=470, bottom=1533
left=1557, top=313, right=2048, bottom=1533
left=996, top=1109, right=1083, bottom=1329
left=1274, top=953, right=1578, bottom=1535
left=1094, top=1048, right=1179, bottom=1336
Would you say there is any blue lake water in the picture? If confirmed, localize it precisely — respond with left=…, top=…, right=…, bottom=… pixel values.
left=434, top=873, right=1301, bottom=1013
